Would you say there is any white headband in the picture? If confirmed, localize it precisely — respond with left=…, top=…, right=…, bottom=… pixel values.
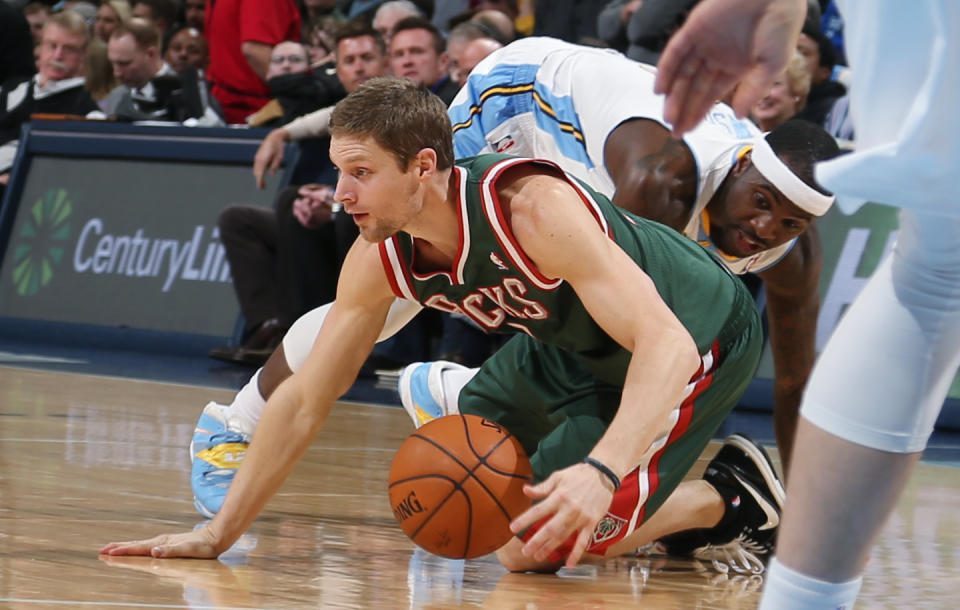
left=750, top=138, right=835, bottom=216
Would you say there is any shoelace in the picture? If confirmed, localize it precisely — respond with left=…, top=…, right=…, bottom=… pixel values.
left=690, top=535, right=767, bottom=575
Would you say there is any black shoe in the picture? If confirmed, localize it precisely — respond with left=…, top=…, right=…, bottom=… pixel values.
left=656, top=434, right=784, bottom=573
left=703, top=437, right=783, bottom=552
left=209, top=318, right=285, bottom=366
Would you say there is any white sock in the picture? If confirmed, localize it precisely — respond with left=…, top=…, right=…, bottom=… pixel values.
left=439, top=366, right=479, bottom=414
left=229, top=369, right=267, bottom=428
left=759, top=557, right=863, bottom=610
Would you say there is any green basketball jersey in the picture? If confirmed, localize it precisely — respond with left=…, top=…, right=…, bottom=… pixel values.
left=378, top=154, right=753, bottom=384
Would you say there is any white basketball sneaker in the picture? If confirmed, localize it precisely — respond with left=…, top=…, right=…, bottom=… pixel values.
left=397, top=360, right=468, bottom=428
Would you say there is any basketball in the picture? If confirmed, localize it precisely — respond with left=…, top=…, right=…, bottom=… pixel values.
left=388, top=414, right=533, bottom=559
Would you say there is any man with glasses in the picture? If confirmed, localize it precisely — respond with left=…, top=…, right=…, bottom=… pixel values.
left=0, top=11, right=103, bottom=192
left=245, top=40, right=338, bottom=128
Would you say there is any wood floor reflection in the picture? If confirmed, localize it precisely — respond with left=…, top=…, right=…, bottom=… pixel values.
left=1, top=366, right=959, bottom=608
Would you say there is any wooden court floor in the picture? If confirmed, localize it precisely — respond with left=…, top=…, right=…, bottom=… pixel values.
left=1, top=366, right=959, bottom=609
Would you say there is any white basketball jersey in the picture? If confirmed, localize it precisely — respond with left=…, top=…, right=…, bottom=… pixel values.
left=449, top=37, right=794, bottom=274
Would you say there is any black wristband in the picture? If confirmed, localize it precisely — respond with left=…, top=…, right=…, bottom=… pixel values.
left=582, top=457, right=620, bottom=491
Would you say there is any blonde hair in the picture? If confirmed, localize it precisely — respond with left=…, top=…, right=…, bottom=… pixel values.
left=784, top=51, right=812, bottom=110
left=83, top=37, right=117, bottom=100
left=110, top=17, right=162, bottom=50
left=44, top=11, right=91, bottom=47
left=101, top=0, right=134, bottom=25
left=330, top=77, right=454, bottom=171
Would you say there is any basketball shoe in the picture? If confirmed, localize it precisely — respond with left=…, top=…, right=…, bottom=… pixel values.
left=190, top=402, right=255, bottom=518
left=656, top=433, right=785, bottom=574
left=397, top=360, right=468, bottom=428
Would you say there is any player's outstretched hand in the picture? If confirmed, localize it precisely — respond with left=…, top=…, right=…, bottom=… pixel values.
left=654, top=0, right=806, bottom=136
left=509, top=462, right=614, bottom=569
left=253, top=128, right=290, bottom=189
left=99, top=526, right=223, bottom=559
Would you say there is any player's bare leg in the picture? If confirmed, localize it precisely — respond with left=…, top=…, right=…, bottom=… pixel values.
left=777, top=420, right=919, bottom=580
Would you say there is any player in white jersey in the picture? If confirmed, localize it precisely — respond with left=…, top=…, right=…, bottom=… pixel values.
left=435, top=37, right=841, bottom=468
left=655, top=0, right=960, bottom=607
left=449, top=37, right=783, bottom=271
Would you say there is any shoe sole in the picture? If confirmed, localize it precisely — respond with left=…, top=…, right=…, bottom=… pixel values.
left=723, top=434, right=786, bottom=507
left=194, top=497, right=217, bottom=519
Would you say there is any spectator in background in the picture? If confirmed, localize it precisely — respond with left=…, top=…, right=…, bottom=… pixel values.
left=164, top=27, right=208, bottom=74
left=596, top=0, right=640, bottom=53
left=819, top=0, right=845, bottom=65
left=131, top=0, right=176, bottom=39
left=346, top=0, right=433, bottom=22
left=446, top=21, right=497, bottom=84
left=23, top=2, right=52, bottom=44
left=95, top=0, right=132, bottom=43
left=64, top=1, right=100, bottom=27
left=793, top=22, right=846, bottom=128
left=749, top=51, right=811, bottom=132
left=303, top=15, right=340, bottom=69
left=389, top=16, right=459, bottom=103
left=534, top=0, right=605, bottom=44
left=84, top=38, right=119, bottom=107
left=372, top=0, right=424, bottom=44
left=454, top=36, right=500, bottom=86
left=2, top=1, right=36, bottom=82
left=104, top=18, right=221, bottom=123
left=205, top=0, right=301, bottom=124
left=823, top=92, right=853, bottom=142
left=266, top=41, right=310, bottom=76
left=301, top=0, right=344, bottom=22
left=432, top=0, right=468, bottom=33
left=597, top=0, right=698, bottom=64
left=470, top=8, right=515, bottom=42
left=247, top=40, right=344, bottom=127
left=0, top=12, right=103, bottom=187
left=181, top=0, right=205, bottom=31
left=468, top=0, right=515, bottom=17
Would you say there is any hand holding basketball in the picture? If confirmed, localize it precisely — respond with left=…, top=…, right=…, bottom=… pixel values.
left=509, top=462, right=615, bottom=568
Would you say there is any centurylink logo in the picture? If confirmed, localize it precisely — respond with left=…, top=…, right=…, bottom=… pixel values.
left=11, top=188, right=72, bottom=296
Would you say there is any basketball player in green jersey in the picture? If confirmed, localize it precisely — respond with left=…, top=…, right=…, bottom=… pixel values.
left=102, top=77, right=763, bottom=571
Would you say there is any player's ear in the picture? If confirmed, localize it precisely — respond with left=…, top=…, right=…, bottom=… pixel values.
left=414, top=147, right=438, bottom=179
left=732, top=149, right=752, bottom=177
